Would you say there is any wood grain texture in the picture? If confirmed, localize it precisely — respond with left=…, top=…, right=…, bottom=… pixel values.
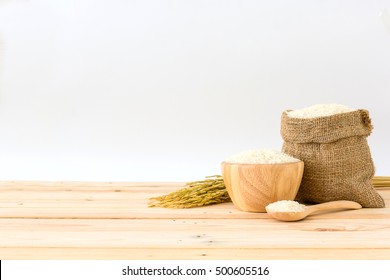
left=222, top=161, right=304, bottom=212
left=0, top=181, right=389, bottom=260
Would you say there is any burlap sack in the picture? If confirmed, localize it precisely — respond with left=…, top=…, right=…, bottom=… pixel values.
left=281, top=109, right=385, bottom=208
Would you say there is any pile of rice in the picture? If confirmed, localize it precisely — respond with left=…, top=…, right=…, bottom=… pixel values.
left=287, top=104, right=355, bottom=119
left=224, top=149, right=300, bottom=164
left=266, top=200, right=307, bottom=213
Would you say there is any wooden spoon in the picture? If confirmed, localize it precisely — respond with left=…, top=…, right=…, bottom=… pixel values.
left=266, top=200, right=362, bottom=222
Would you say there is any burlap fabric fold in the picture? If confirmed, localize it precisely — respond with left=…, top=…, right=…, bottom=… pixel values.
left=281, top=109, right=385, bottom=208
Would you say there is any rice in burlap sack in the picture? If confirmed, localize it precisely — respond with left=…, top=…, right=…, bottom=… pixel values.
left=280, top=109, right=385, bottom=208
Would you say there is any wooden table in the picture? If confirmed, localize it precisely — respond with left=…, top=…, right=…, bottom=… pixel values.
left=0, top=181, right=389, bottom=259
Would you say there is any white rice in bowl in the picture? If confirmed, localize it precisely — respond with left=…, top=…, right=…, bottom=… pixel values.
left=224, top=149, right=300, bottom=164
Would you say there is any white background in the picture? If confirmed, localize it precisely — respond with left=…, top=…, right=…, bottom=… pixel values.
left=0, top=0, right=389, bottom=182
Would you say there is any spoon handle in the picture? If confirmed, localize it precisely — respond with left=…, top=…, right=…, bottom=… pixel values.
left=307, top=200, right=362, bottom=215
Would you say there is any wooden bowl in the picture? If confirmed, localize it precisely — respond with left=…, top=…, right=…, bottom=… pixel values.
left=221, top=161, right=304, bottom=212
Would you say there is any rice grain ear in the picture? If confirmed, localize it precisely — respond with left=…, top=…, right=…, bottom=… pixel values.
left=148, top=175, right=231, bottom=208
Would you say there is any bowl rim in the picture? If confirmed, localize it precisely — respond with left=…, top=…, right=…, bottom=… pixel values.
left=221, top=160, right=303, bottom=166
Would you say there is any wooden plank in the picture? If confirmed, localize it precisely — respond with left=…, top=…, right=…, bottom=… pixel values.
left=0, top=187, right=177, bottom=201
left=1, top=218, right=390, bottom=249
left=0, top=181, right=185, bottom=196
left=0, top=181, right=185, bottom=189
left=0, top=183, right=388, bottom=219
left=0, top=202, right=389, bottom=220
left=0, top=206, right=246, bottom=219
left=2, top=248, right=389, bottom=260
left=0, top=185, right=387, bottom=201
left=0, top=180, right=388, bottom=190
left=0, top=189, right=386, bottom=204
